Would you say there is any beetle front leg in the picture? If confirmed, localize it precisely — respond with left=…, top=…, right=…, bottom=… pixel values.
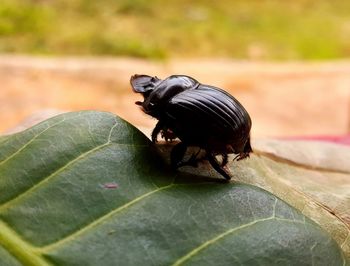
left=207, top=153, right=232, bottom=180
left=151, top=120, right=164, bottom=143
left=161, top=128, right=177, bottom=142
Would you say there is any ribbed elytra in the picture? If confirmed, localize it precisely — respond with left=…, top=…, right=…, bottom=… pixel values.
left=131, top=74, right=252, bottom=180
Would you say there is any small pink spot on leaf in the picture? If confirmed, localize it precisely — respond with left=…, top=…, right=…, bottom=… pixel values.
left=99, top=182, right=118, bottom=189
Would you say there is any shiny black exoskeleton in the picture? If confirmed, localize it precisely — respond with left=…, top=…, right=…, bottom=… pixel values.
left=131, top=74, right=252, bottom=180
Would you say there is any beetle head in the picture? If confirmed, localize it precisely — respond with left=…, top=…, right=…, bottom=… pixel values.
left=131, top=74, right=199, bottom=119
left=130, top=74, right=162, bottom=117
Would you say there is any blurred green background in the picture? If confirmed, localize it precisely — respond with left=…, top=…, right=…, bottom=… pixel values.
left=1, top=0, right=350, bottom=60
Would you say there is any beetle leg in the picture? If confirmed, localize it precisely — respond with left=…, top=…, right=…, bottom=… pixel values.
left=190, top=148, right=202, bottom=165
left=151, top=120, right=164, bottom=143
left=177, top=148, right=202, bottom=168
left=221, top=153, right=228, bottom=167
left=161, top=128, right=177, bottom=142
left=170, top=142, right=188, bottom=169
left=232, top=152, right=250, bottom=161
left=237, top=152, right=250, bottom=161
left=232, top=154, right=241, bottom=161
left=207, top=153, right=231, bottom=180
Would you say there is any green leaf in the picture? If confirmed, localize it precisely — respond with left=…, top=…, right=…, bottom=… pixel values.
left=0, top=111, right=347, bottom=266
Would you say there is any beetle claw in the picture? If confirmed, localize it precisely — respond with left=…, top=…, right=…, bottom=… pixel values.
left=233, top=152, right=250, bottom=161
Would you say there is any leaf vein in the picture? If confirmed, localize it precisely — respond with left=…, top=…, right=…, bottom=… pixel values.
left=0, top=142, right=111, bottom=211
left=42, top=183, right=175, bottom=252
left=0, top=118, right=67, bottom=166
left=172, top=217, right=305, bottom=266
left=255, top=150, right=350, bottom=175
left=107, top=118, right=119, bottom=143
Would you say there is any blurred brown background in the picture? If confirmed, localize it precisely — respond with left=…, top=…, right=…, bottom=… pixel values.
left=1, top=1, right=350, bottom=137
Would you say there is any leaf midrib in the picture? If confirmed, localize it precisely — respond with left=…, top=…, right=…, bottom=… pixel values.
left=0, top=182, right=175, bottom=265
left=0, top=220, right=51, bottom=266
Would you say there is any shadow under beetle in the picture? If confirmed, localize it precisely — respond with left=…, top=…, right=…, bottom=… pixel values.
left=130, top=74, right=252, bottom=180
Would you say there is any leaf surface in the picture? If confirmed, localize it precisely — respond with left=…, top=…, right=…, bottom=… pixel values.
left=0, top=111, right=347, bottom=266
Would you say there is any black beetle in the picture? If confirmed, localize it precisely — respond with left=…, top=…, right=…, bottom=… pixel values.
left=131, top=74, right=252, bottom=180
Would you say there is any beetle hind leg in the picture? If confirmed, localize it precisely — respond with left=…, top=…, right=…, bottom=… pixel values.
left=207, top=153, right=232, bottom=180
left=179, top=148, right=202, bottom=168
left=170, top=142, right=188, bottom=169
left=170, top=144, right=203, bottom=169
left=221, top=153, right=228, bottom=167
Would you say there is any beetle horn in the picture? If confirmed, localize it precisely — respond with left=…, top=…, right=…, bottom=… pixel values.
left=130, top=74, right=161, bottom=94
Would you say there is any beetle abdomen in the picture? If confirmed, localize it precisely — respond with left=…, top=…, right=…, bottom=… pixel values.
left=164, top=85, right=251, bottom=153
